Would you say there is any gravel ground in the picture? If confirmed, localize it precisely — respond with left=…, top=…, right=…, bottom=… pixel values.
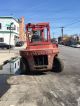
left=0, top=46, right=80, bottom=106
left=0, top=53, right=18, bottom=65
left=0, top=43, right=26, bottom=65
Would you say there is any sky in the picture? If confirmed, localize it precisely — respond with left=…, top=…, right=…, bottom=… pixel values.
left=0, top=0, right=80, bottom=37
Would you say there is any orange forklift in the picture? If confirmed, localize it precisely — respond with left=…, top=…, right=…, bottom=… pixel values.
left=20, top=23, right=64, bottom=74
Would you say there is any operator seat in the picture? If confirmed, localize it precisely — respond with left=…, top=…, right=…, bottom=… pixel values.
left=31, top=35, right=42, bottom=42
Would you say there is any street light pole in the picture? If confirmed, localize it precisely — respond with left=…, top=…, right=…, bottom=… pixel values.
left=9, top=22, right=13, bottom=53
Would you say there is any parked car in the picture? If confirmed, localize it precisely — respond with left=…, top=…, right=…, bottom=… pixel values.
left=15, top=41, right=24, bottom=47
left=70, top=44, right=80, bottom=48
left=0, top=43, right=12, bottom=49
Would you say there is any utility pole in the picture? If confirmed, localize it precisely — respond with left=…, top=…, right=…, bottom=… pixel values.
left=9, top=22, right=13, bottom=53
left=59, top=27, right=64, bottom=43
left=60, top=27, right=64, bottom=38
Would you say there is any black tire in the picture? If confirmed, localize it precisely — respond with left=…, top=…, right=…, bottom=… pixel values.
left=20, top=58, right=30, bottom=74
left=52, top=57, right=64, bottom=73
left=7, top=47, right=9, bottom=49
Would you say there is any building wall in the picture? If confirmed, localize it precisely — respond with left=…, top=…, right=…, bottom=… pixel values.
left=19, top=17, right=26, bottom=41
left=0, top=18, right=19, bottom=34
left=0, top=33, right=17, bottom=45
left=0, top=17, right=19, bottom=46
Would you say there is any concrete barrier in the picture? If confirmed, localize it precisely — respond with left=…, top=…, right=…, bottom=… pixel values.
left=0, top=56, right=21, bottom=74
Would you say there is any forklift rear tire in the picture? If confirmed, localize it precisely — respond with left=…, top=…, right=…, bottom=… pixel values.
left=20, top=58, right=30, bottom=74
left=52, top=57, right=64, bottom=73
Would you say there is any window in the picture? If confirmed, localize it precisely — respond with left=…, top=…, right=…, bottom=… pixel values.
left=15, top=63, right=16, bottom=69
left=14, top=25, right=16, bottom=30
left=0, top=23, right=2, bottom=29
left=18, top=61, right=19, bottom=66
left=0, top=38, right=4, bottom=42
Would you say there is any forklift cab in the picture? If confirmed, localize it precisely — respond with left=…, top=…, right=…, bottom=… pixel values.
left=26, top=23, right=51, bottom=46
left=31, top=30, right=42, bottom=42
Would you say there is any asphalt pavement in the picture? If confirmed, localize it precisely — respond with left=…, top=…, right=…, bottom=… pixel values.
left=0, top=45, right=80, bottom=106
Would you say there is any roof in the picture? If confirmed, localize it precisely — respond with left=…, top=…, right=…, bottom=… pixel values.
left=0, top=16, right=19, bottom=23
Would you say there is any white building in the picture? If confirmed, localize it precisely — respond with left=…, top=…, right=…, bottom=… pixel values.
left=0, top=17, right=19, bottom=46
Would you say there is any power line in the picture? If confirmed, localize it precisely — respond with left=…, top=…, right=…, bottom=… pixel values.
left=52, top=19, right=80, bottom=29
left=64, top=20, right=80, bottom=28
left=51, top=20, right=80, bottom=37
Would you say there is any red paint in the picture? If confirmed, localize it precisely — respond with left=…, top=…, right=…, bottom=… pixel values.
left=20, top=23, right=59, bottom=71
